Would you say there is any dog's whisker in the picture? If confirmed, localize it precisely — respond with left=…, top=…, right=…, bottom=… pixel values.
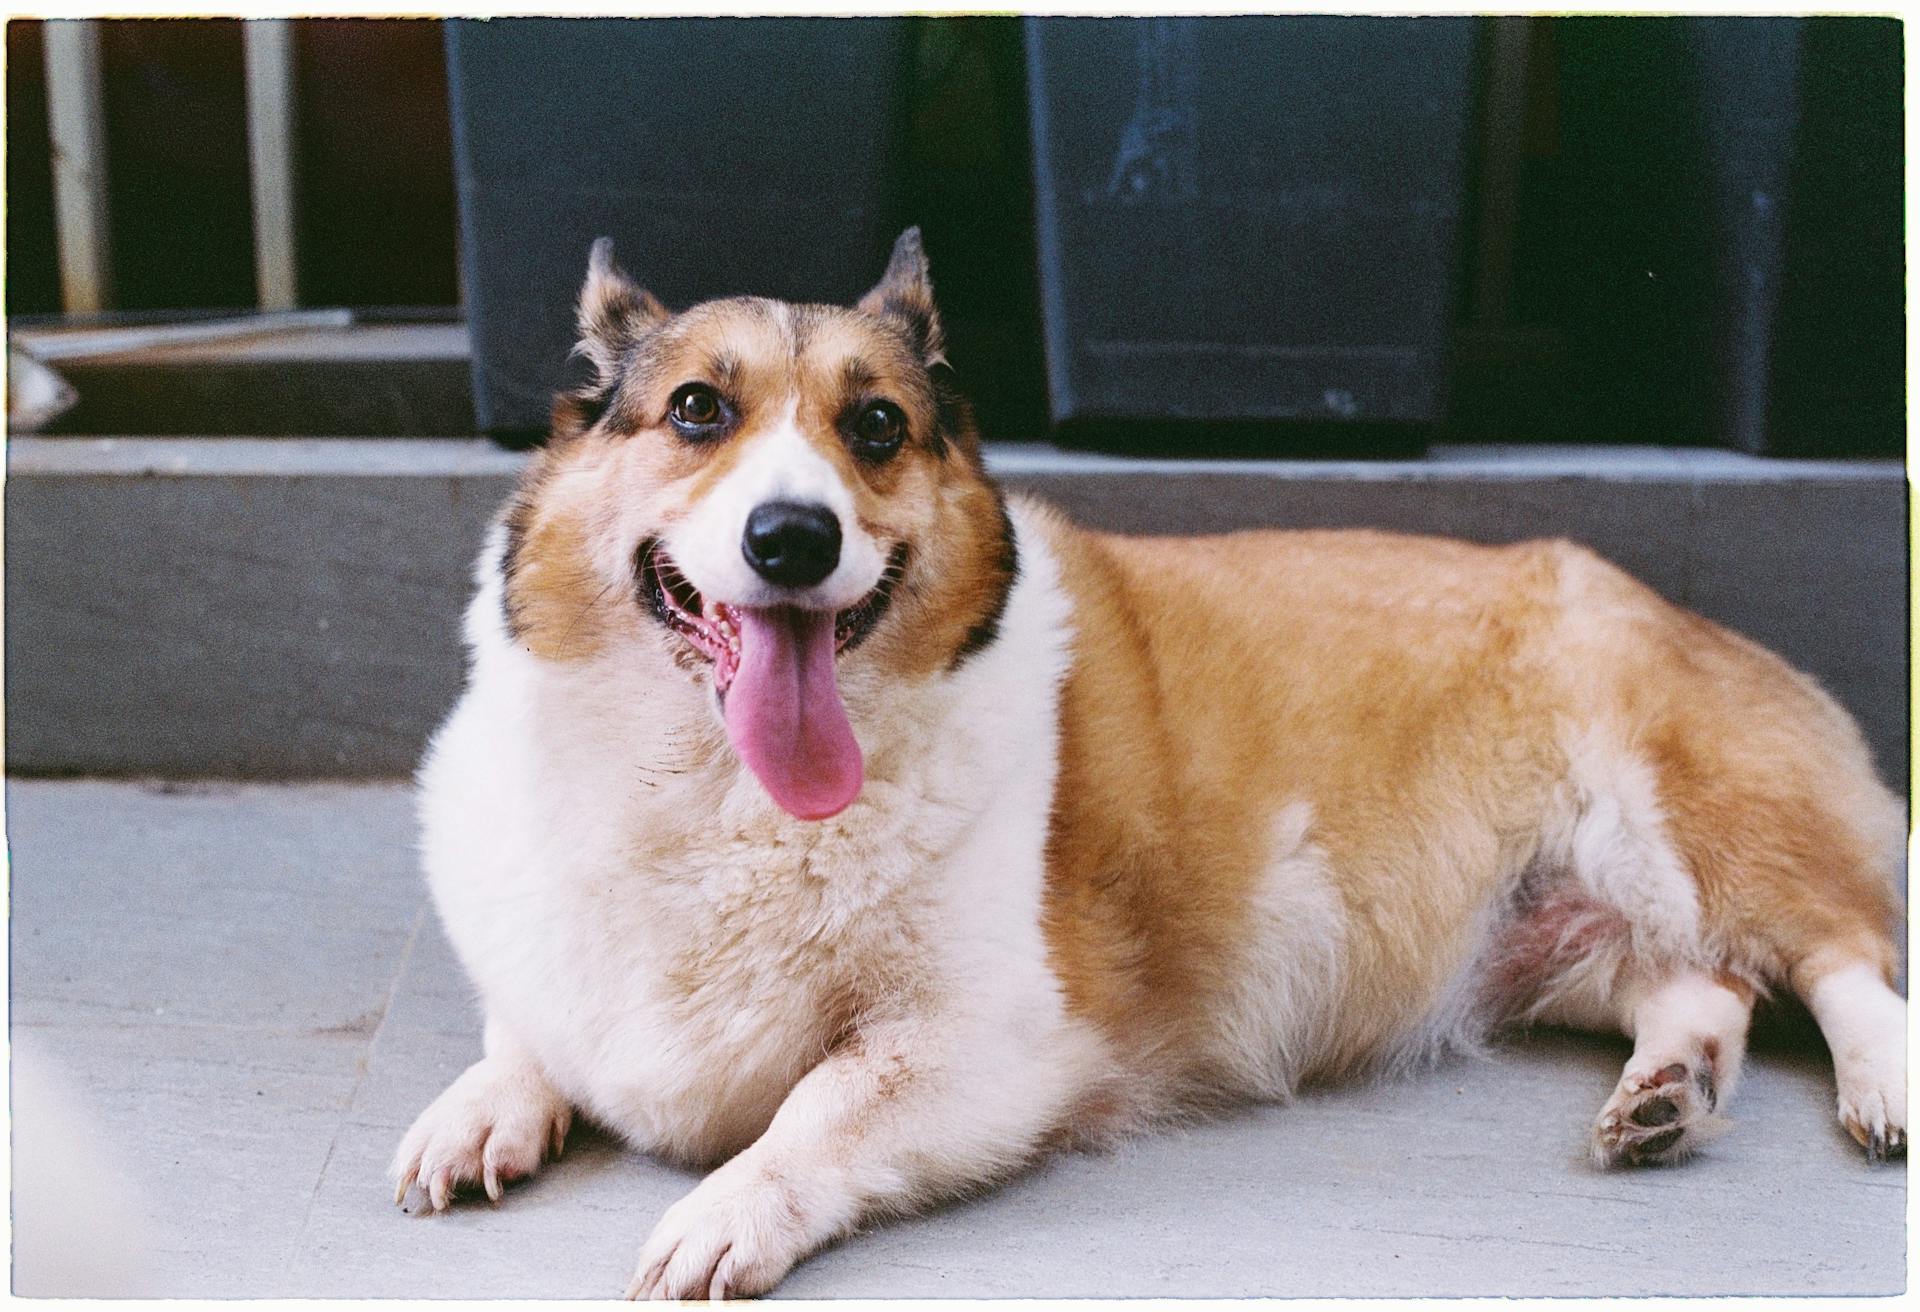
left=553, top=577, right=620, bottom=651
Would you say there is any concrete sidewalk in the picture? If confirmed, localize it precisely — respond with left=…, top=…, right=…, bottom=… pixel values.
left=7, top=779, right=1906, bottom=1298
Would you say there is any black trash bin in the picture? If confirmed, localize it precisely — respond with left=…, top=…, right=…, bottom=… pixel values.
left=1024, top=16, right=1480, bottom=454
left=446, top=17, right=913, bottom=441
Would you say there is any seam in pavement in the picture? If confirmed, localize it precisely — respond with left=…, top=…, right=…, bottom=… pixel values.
left=291, top=903, right=428, bottom=1261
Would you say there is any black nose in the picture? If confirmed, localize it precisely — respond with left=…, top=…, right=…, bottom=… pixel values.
left=742, top=501, right=841, bottom=588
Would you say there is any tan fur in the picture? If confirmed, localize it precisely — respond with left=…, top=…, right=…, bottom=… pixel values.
left=1033, top=515, right=1904, bottom=1093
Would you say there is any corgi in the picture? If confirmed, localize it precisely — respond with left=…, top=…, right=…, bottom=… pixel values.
left=394, top=229, right=1907, bottom=1299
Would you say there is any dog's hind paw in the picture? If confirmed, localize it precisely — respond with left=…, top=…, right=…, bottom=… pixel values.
left=1592, top=1059, right=1729, bottom=1168
left=1837, top=1071, right=1906, bottom=1163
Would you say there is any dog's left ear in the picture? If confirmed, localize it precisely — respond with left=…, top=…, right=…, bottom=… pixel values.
left=858, top=227, right=946, bottom=366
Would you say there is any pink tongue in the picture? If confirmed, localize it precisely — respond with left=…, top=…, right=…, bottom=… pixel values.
left=722, top=606, right=864, bottom=820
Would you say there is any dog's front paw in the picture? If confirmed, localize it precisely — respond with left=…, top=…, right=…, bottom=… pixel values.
left=391, top=1058, right=572, bottom=1211
left=625, top=1171, right=814, bottom=1301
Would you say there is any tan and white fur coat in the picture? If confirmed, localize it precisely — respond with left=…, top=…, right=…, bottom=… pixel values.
left=396, top=231, right=1907, bottom=1298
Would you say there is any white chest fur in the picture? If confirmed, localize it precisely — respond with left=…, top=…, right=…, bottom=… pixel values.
left=416, top=506, right=1078, bottom=1165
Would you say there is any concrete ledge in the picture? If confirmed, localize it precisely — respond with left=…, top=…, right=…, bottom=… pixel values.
left=33, top=323, right=475, bottom=438
left=14, top=436, right=1891, bottom=481
left=6, top=438, right=1906, bottom=784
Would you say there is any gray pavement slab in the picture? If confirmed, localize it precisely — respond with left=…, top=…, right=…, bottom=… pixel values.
left=6, top=779, right=1907, bottom=1297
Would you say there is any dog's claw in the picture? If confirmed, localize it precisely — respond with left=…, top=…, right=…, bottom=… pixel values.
left=623, top=1265, right=660, bottom=1301
left=391, top=1059, right=573, bottom=1220
left=394, top=1164, right=417, bottom=1207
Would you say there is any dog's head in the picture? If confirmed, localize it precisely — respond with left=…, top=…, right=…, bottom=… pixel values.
left=499, top=228, right=1016, bottom=822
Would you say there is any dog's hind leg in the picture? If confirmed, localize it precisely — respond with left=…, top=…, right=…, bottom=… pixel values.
left=1524, top=727, right=1754, bottom=1166
left=1591, top=967, right=1753, bottom=1168
left=1798, top=956, right=1907, bottom=1160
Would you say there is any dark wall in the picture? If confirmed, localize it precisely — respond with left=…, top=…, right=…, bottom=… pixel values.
left=1498, top=19, right=1720, bottom=445
left=1767, top=18, right=1904, bottom=456
left=897, top=18, right=1048, bottom=441
left=1456, top=16, right=1903, bottom=455
left=100, top=19, right=258, bottom=311
left=291, top=18, right=459, bottom=308
left=6, top=20, right=62, bottom=316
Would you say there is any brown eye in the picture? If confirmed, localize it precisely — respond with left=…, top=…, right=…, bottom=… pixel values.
left=851, top=401, right=905, bottom=460
left=669, top=384, right=726, bottom=434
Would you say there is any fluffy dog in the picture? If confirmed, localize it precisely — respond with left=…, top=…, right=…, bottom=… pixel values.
left=395, top=229, right=1906, bottom=1298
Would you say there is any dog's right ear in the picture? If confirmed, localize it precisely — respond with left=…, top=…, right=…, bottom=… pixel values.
left=574, top=238, right=670, bottom=386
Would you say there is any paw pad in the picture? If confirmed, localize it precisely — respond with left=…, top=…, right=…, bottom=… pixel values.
left=1593, top=1057, right=1725, bottom=1168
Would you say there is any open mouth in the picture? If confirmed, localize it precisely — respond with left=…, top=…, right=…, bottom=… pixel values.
left=636, top=538, right=907, bottom=693
left=634, top=537, right=909, bottom=822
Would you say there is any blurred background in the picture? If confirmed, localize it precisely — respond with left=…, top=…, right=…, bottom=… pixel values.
left=6, top=15, right=1904, bottom=455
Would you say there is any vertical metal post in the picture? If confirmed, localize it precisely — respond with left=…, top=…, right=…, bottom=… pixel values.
left=43, top=19, right=112, bottom=315
left=244, top=19, right=298, bottom=309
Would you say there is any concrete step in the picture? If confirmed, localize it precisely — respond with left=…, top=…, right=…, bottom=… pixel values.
left=5, top=437, right=1905, bottom=785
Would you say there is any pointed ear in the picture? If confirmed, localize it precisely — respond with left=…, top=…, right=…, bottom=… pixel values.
left=574, top=238, right=669, bottom=384
left=857, top=227, right=945, bottom=365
